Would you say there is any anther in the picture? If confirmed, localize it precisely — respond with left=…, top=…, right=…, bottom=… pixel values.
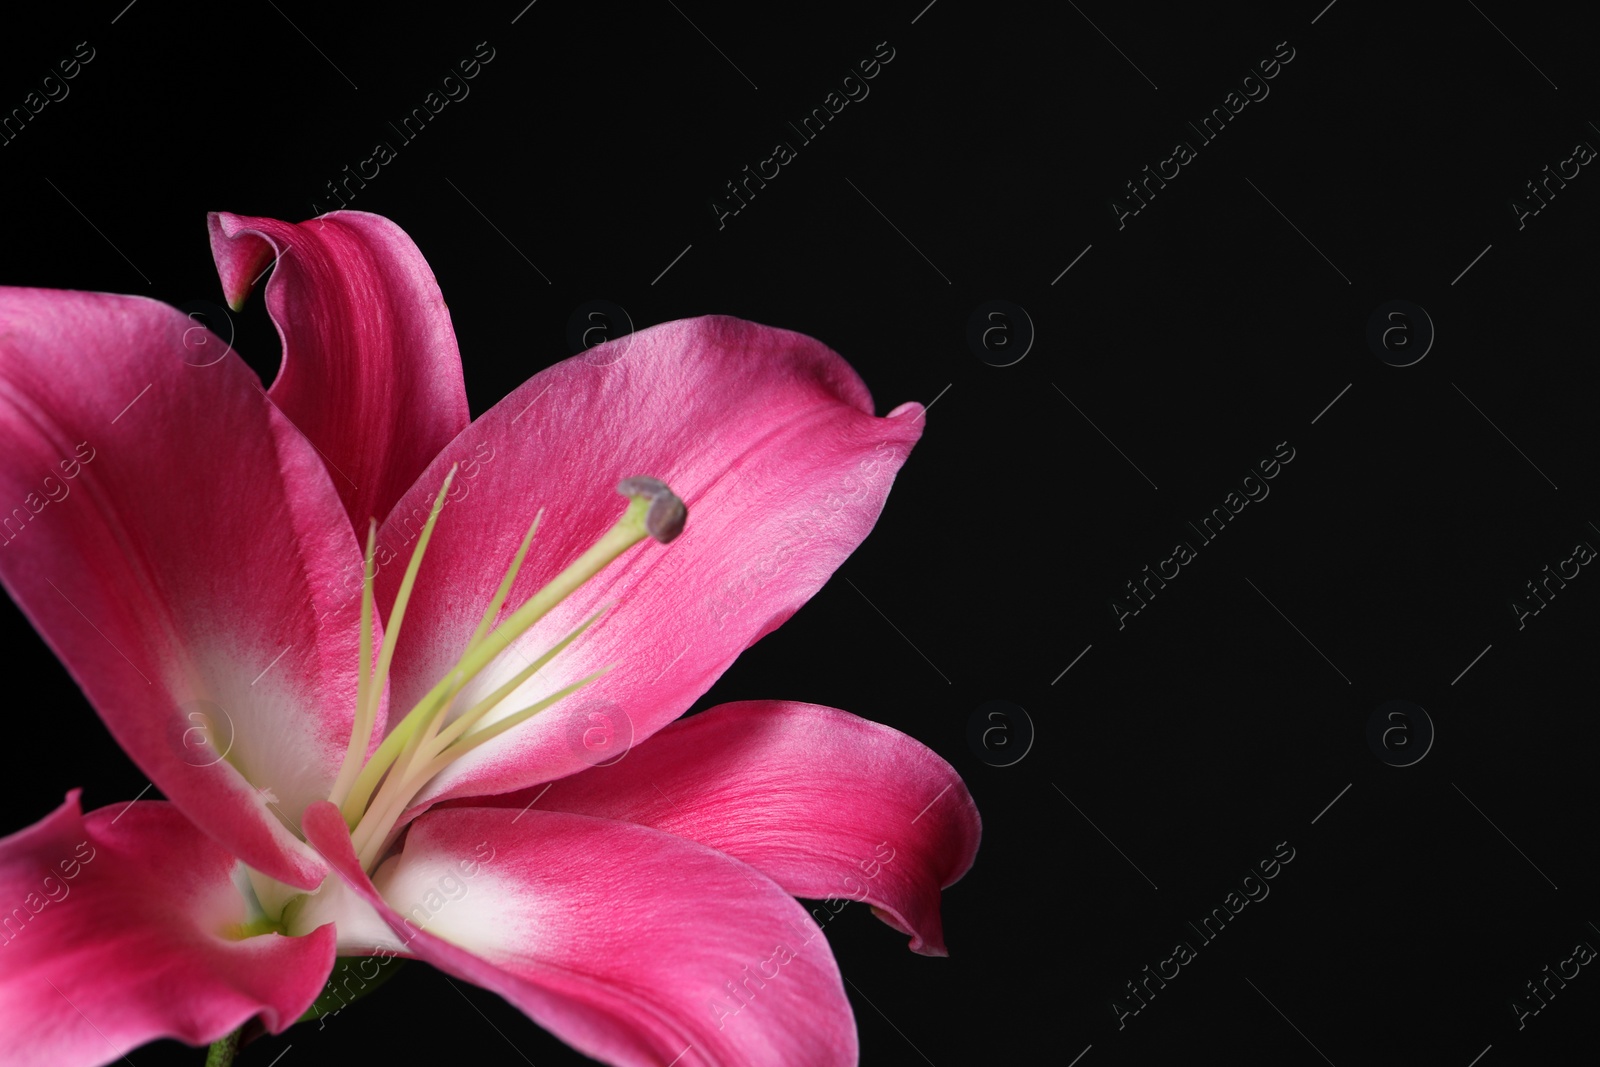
left=618, top=476, right=686, bottom=543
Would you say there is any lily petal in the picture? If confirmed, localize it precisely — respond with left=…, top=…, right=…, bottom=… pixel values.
left=489, top=700, right=980, bottom=955
left=303, top=801, right=859, bottom=1067
left=207, top=210, right=470, bottom=531
left=374, top=315, right=923, bottom=811
left=0, top=792, right=336, bottom=1067
left=0, top=288, right=372, bottom=889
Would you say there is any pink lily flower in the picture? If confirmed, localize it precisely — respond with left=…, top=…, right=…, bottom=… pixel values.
left=0, top=210, right=981, bottom=1066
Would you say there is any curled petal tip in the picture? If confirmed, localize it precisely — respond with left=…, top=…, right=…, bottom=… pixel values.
left=888, top=400, right=924, bottom=420
left=617, top=476, right=686, bottom=543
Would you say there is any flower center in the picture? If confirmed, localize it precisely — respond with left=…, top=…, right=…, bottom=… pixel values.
left=326, top=470, right=685, bottom=873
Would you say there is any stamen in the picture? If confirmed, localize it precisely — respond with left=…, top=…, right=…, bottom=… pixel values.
left=344, top=605, right=609, bottom=865
left=466, top=511, right=544, bottom=653
left=418, top=666, right=613, bottom=766
left=429, top=604, right=611, bottom=753
left=339, top=470, right=460, bottom=825
left=341, top=667, right=454, bottom=827
left=353, top=667, right=611, bottom=871
left=409, top=509, right=543, bottom=758
left=335, top=476, right=685, bottom=871
left=370, top=467, right=459, bottom=729
left=328, top=520, right=380, bottom=808
left=618, top=475, right=687, bottom=543
left=437, top=480, right=678, bottom=690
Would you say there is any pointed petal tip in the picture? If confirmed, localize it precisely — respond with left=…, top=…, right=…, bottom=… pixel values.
left=872, top=904, right=949, bottom=956
left=527, top=701, right=978, bottom=966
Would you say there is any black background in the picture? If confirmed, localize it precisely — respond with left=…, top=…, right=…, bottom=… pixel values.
left=3, top=1, right=1598, bottom=1064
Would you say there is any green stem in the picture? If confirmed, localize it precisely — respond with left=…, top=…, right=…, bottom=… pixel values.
left=204, top=1027, right=241, bottom=1067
